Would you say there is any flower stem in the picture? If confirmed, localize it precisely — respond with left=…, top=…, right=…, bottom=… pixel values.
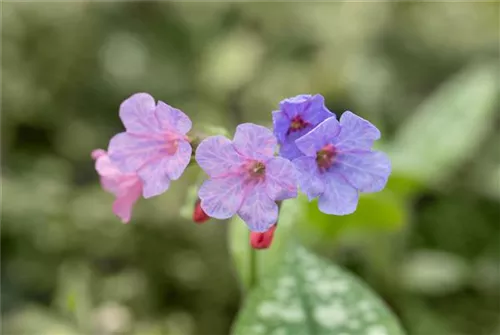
left=249, top=231, right=258, bottom=290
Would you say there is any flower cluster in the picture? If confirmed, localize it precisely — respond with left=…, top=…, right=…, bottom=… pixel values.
left=273, top=95, right=391, bottom=215
left=93, top=93, right=390, bottom=247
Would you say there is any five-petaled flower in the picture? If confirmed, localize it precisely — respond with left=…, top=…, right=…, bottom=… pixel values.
left=293, top=112, right=391, bottom=215
left=195, top=124, right=298, bottom=232
left=272, top=94, right=334, bottom=160
left=92, top=149, right=143, bottom=223
left=107, top=93, right=192, bottom=198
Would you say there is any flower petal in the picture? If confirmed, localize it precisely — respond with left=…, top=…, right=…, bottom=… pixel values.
left=91, top=149, right=107, bottom=160
left=318, top=172, right=359, bottom=215
left=95, top=152, right=122, bottom=177
left=238, top=183, right=278, bottom=232
left=334, top=111, right=381, bottom=151
left=138, top=162, right=171, bottom=198
left=119, top=93, right=159, bottom=133
left=112, top=181, right=142, bottom=223
left=295, top=117, right=341, bottom=156
left=279, top=94, right=314, bottom=118
left=99, top=175, right=121, bottom=195
left=108, top=132, right=166, bottom=173
left=163, top=140, right=192, bottom=180
left=195, top=136, right=242, bottom=178
left=137, top=141, right=191, bottom=198
left=297, top=94, right=334, bottom=125
left=272, top=110, right=290, bottom=144
left=334, top=150, right=391, bottom=193
left=292, top=156, right=324, bottom=201
left=278, top=140, right=305, bottom=161
left=198, top=176, right=245, bottom=219
left=94, top=150, right=141, bottom=196
left=155, top=101, right=192, bottom=135
left=265, top=157, right=298, bottom=201
left=233, top=123, right=277, bottom=160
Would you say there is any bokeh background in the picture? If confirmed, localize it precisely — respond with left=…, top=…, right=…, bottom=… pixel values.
left=2, top=2, right=499, bottom=335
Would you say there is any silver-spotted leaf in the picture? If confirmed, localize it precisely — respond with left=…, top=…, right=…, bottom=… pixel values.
left=232, top=246, right=405, bottom=335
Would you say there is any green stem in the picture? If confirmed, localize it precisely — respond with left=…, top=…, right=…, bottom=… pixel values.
left=249, top=231, right=258, bottom=290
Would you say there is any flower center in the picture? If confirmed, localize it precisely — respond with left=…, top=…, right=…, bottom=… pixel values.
left=246, top=161, right=266, bottom=179
left=165, top=140, right=179, bottom=155
left=287, top=116, right=309, bottom=134
left=316, top=144, right=336, bottom=170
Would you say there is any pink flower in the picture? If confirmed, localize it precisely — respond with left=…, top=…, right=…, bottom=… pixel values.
left=107, top=93, right=193, bottom=198
left=92, top=149, right=142, bottom=223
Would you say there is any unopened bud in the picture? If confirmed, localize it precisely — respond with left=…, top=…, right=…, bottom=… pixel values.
left=193, top=199, right=210, bottom=224
left=250, top=224, right=277, bottom=249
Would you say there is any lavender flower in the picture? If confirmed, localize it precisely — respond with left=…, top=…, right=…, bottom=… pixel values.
left=195, top=123, right=297, bottom=232
left=108, top=93, right=192, bottom=198
left=272, top=94, right=334, bottom=160
left=293, top=112, right=391, bottom=215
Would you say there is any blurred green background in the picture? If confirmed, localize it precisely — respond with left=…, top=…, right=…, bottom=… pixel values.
left=2, top=2, right=499, bottom=335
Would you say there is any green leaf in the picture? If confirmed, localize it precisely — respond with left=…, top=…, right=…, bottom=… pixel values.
left=385, top=173, right=424, bottom=199
left=228, top=199, right=302, bottom=289
left=232, top=245, right=405, bottom=335
left=298, top=188, right=407, bottom=243
left=390, top=62, right=499, bottom=184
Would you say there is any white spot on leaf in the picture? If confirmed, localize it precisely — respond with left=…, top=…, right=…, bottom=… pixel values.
left=314, top=303, right=348, bottom=328
left=367, top=325, right=389, bottom=335
left=257, top=300, right=305, bottom=323
left=315, top=280, right=349, bottom=296
left=251, top=324, right=265, bottom=334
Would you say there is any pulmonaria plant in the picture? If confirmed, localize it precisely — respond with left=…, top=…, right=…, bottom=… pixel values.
left=93, top=92, right=390, bottom=247
left=195, top=124, right=297, bottom=232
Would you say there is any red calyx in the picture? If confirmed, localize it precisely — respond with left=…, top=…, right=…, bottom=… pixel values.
left=193, top=199, right=210, bottom=224
left=250, top=224, right=277, bottom=249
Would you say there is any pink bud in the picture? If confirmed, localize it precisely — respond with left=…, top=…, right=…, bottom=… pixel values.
left=193, top=199, right=210, bottom=224
left=250, top=224, right=277, bottom=249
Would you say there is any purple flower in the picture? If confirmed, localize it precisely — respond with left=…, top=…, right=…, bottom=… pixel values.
left=195, top=123, right=298, bottom=232
left=108, top=93, right=192, bottom=198
left=293, top=112, right=391, bottom=215
left=272, top=94, right=334, bottom=160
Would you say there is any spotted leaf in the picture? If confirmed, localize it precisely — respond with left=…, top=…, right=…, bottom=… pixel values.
left=232, top=245, right=405, bottom=335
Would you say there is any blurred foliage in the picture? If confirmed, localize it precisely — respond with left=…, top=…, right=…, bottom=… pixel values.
left=2, top=2, right=499, bottom=335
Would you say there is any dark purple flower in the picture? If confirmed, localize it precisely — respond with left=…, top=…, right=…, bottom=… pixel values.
left=272, top=94, right=334, bottom=160
left=195, top=123, right=297, bottom=232
left=293, top=112, right=391, bottom=215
